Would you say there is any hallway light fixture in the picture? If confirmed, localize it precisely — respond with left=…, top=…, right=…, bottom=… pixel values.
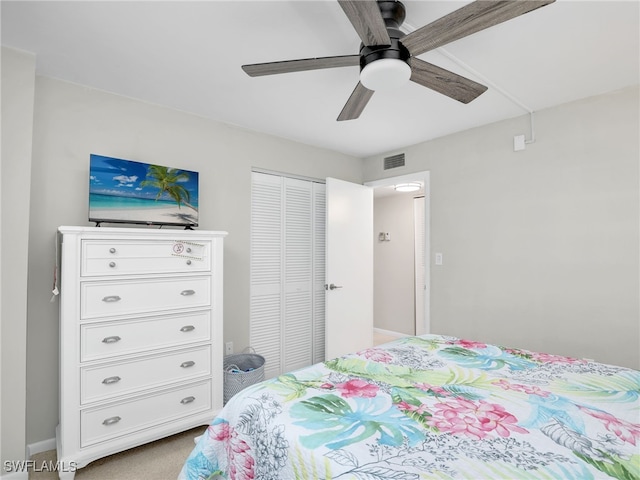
left=394, top=182, right=421, bottom=192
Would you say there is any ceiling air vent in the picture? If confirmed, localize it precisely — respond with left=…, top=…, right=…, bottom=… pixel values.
left=383, top=153, right=405, bottom=170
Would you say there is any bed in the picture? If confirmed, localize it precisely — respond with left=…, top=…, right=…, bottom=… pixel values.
left=179, top=334, right=640, bottom=479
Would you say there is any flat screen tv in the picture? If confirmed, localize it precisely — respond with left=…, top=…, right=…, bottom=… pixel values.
left=89, top=154, right=199, bottom=228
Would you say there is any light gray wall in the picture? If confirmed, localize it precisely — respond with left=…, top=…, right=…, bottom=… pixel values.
left=374, top=194, right=416, bottom=335
left=25, top=76, right=362, bottom=445
left=364, top=86, right=640, bottom=370
left=4, top=47, right=638, bottom=455
left=1, top=47, right=35, bottom=468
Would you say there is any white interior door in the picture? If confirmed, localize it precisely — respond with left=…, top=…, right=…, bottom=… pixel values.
left=325, top=178, right=373, bottom=359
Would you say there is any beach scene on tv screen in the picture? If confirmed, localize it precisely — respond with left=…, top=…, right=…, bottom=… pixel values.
left=89, top=154, right=199, bottom=226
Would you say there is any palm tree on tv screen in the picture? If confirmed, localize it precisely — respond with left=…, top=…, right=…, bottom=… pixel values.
left=140, top=165, right=195, bottom=210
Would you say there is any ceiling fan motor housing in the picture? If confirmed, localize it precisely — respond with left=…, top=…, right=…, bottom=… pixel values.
left=359, top=1, right=410, bottom=72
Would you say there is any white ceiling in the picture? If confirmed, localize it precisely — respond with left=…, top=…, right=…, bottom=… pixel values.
left=2, top=1, right=638, bottom=158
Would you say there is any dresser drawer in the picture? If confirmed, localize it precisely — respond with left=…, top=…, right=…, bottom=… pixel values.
left=81, top=276, right=211, bottom=319
left=81, top=311, right=211, bottom=362
left=81, top=380, right=212, bottom=447
left=81, top=346, right=211, bottom=404
left=82, top=239, right=211, bottom=276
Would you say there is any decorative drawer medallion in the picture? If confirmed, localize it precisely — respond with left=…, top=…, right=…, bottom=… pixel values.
left=81, top=240, right=211, bottom=276
left=81, top=276, right=211, bottom=319
left=80, top=380, right=212, bottom=447
left=81, top=345, right=212, bottom=404
left=80, top=311, right=211, bottom=362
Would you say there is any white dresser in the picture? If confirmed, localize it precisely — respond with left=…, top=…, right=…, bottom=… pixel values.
left=56, top=226, right=226, bottom=479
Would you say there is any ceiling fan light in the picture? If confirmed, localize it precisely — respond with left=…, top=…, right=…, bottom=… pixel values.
left=394, top=182, right=421, bottom=192
left=360, top=58, right=411, bottom=91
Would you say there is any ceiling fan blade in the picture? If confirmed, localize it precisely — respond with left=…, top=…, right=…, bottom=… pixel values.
left=337, top=82, right=374, bottom=121
left=410, top=58, right=487, bottom=104
left=242, top=55, right=360, bottom=77
left=338, top=0, right=391, bottom=46
left=402, top=0, right=555, bottom=57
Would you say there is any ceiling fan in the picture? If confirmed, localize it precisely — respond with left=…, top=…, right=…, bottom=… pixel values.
left=242, top=0, right=555, bottom=121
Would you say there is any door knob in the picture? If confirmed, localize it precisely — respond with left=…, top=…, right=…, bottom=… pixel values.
left=326, top=283, right=343, bottom=290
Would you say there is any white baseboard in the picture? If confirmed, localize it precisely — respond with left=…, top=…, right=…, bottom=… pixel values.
left=0, top=470, right=28, bottom=480
left=373, top=328, right=407, bottom=339
left=1, top=438, right=55, bottom=480
left=26, top=437, right=56, bottom=458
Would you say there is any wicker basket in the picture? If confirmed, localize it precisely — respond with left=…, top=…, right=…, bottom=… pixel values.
left=223, top=351, right=265, bottom=404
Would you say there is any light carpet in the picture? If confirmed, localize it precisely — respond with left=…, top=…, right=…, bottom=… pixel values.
left=28, top=425, right=205, bottom=480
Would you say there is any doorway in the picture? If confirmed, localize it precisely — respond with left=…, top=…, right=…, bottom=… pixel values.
left=250, top=170, right=429, bottom=377
left=366, top=171, right=430, bottom=340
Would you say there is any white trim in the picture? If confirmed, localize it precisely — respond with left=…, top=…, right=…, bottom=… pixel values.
left=414, top=196, right=427, bottom=335
left=1, top=436, right=56, bottom=480
left=26, top=437, right=56, bottom=458
left=366, top=172, right=428, bottom=190
left=0, top=470, right=29, bottom=480
left=251, top=167, right=325, bottom=184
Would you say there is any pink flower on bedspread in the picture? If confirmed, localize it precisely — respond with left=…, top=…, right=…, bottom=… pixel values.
left=502, top=347, right=585, bottom=365
left=415, top=382, right=451, bottom=397
left=579, top=407, right=640, bottom=446
left=397, top=401, right=430, bottom=415
left=335, top=379, right=379, bottom=398
left=427, top=398, right=528, bottom=440
left=360, top=348, right=393, bottom=363
left=528, top=351, right=586, bottom=364
left=450, top=339, right=487, bottom=349
left=211, top=421, right=231, bottom=440
left=492, top=379, right=550, bottom=397
left=209, top=422, right=255, bottom=480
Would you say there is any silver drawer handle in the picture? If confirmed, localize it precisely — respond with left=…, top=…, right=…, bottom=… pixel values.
left=180, top=396, right=195, bottom=405
left=102, top=376, right=121, bottom=385
left=186, top=247, right=192, bottom=253
left=180, top=290, right=195, bottom=296
left=109, top=248, right=116, bottom=254
left=109, top=262, right=116, bottom=268
left=102, top=416, right=121, bottom=426
left=102, top=295, right=121, bottom=303
left=180, top=325, right=195, bottom=332
left=102, top=336, right=121, bottom=344
left=180, top=361, right=195, bottom=368
left=186, top=260, right=192, bottom=265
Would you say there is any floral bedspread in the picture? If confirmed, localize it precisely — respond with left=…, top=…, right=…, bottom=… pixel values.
left=179, top=334, right=640, bottom=479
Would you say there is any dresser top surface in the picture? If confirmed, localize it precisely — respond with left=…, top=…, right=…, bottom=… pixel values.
left=58, top=226, right=228, bottom=238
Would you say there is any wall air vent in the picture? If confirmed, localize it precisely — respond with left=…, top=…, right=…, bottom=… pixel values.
left=383, top=153, right=405, bottom=170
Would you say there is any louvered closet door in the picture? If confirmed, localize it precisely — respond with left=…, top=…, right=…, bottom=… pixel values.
left=250, top=172, right=283, bottom=380
left=250, top=172, right=325, bottom=379
left=312, top=183, right=326, bottom=364
left=283, top=178, right=313, bottom=372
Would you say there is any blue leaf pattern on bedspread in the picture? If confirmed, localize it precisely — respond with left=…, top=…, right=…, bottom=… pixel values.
left=438, top=345, right=538, bottom=371
left=290, top=393, right=424, bottom=449
left=179, top=335, right=640, bottom=480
